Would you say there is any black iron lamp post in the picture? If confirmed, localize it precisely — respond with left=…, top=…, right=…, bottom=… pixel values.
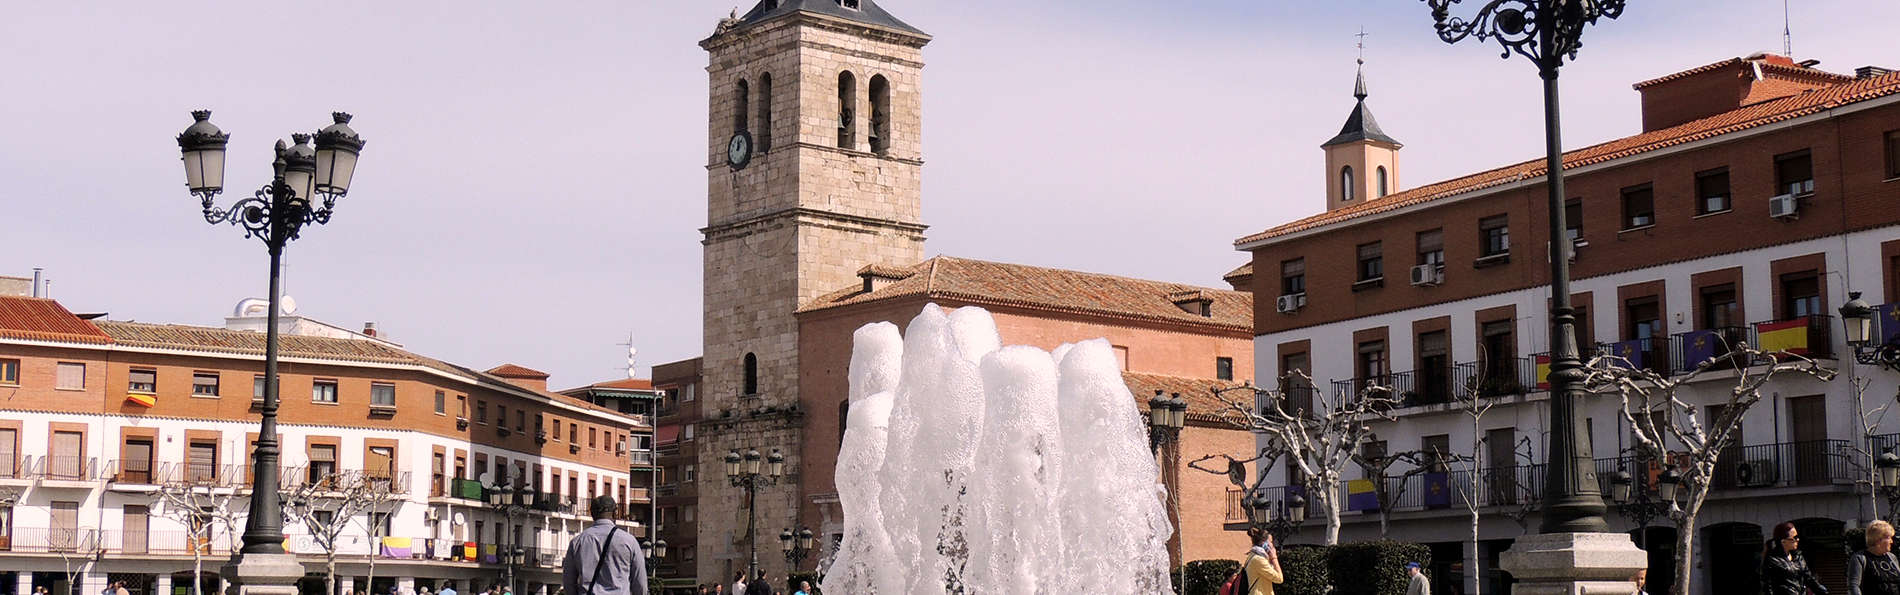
left=641, top=538, right=668, bottom=585
left=490, top=482, right=536, bottom=594
left=1422, top=0, right=1624, bottom=534
left=1841, top=293, right=1900, bottom=371
left=779, top=527, right=814, bottom=568
left=1147, top=390, right=1188, bottom=453
left=176, top=110, right=364, bottom=559
left=1877, top=449, right=1900, bottom=522
left=727, top=448, right=784, bottom=581
left=1606, top=466, right=1680, bottom=548
left=1245, top=489, right=1308, bottom=546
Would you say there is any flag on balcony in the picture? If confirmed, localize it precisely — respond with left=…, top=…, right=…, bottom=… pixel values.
left=1609, top=340, right=1646, bottom=369
left=1423, top=472, right=1451, bottom=509
left=482, top=543, right=499, bottom=564
left=1756, top=318, right=1811, bottom=355
left=1880, top=303, right=1900, bottom=345
left=1681, top=329, right=1722, bottom=369
left=1346, top=479, right=1379, bottom=511
left=380, top=537, right=413, bottom=559
left=1534, top=355, right=1551, bottom=390
left=125, top=393, right=156, bottom=407
left=463, top=542, right=477, bottom=560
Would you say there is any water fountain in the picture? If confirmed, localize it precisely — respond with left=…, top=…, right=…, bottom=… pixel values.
left=823, top=304, right=1174, bottom=594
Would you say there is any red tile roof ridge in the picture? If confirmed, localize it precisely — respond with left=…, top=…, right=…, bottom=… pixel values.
left=0, top=295, right=112, bottom=344
left=486, top=363, right=550, bottom=379
left=1631, top=57, right=1747, bottom=89
left=1237, top=70, right=1900, bottom=247
left=1222, top=262, right=1253, bottom=282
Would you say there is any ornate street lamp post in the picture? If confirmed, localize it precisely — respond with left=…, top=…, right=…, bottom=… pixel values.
left=727, top=448, right=784, bottom=582
left=1246, top=490, right=1308, bottom=546
left=1147, top=390, right=1188, bottom=453
left=490, top=482, right=535, bottom=595
left=1606, top=466, right=1680, bottom=549
left=178, top=110, right=363, bottom=593
left=1877, top=449, right=1900, bottom=522
left=779, top=527, right=814, bottom=568
left=1840, top=293, right=1900, bottom=371
left=1422, top=0, right=1623, bottom=535
left=641, top=538, right=669, bottom=587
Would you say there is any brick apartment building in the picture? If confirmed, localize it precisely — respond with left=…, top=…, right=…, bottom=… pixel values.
left=0, top=295, right=648, bottom=595
left=647, top=358, right=702, bottom=592
left=1234, top=54, right=1900, bottom=594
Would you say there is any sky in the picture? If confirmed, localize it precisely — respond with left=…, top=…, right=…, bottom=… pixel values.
left=3, top=0, right=1895, bottom=390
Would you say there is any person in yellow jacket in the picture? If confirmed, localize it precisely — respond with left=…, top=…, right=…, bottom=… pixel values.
left=1243, top=527, right=1286, bottom=595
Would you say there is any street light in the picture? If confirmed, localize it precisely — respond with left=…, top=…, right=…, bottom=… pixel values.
left=1245, top=489, right=1308, bottom=545
left=642, top=539, right=668, bottom=584
left=780, top=526, right=814, bottom=568
left=1422, top=0, right=1624, bottom=535
left=1147, top=390, right=1187, bottom=453
left=176, top=110, right=364, bottom=566
left=1607, top=463, right=1681, bottom=549
left=728, top=448, right=784, bottom=581
left=491, top=481, right=536, bottom=595
left=1840, top=292, right=1900, bottom=371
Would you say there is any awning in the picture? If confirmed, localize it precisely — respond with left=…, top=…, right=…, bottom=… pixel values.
left=656, top=425, right=680, bottom=445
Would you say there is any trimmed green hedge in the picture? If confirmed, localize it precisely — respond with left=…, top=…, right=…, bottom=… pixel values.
left=1279, top=545, right=1331, bottom=594
left=1171, top=559, right=1242, bottom=595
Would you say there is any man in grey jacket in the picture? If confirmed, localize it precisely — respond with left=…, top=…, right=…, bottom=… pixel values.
left=563, top=496, right=648, bottom=595
left=1406, top=562, right=1430, bottom=595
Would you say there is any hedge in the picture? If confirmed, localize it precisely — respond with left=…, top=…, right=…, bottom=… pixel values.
left=1172, top=541, right=1426, bottom=595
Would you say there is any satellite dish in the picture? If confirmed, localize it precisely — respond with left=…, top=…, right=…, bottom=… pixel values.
left=452, top=512, right=466, bottom=525
left=627, top=345, right=639, bottom=378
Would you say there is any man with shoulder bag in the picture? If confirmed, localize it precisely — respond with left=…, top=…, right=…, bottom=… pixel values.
left=563, top=496, right=648, bottom=595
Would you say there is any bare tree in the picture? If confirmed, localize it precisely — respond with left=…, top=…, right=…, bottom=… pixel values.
left=1438, top=361, right=1502, bottom=595
left=284, top=470, right=396, bottom=595
left=1846, top=377, right=1900, bottom=519
left=352, top=480, right=399, bottom=595
left=1581, top=345, right=1834, bottom=595
left=154, top=478, right=245, bottom=595
left=1213, top=372, right=1399, bottom=544
left=1351, top=448, right=1466, bottom=538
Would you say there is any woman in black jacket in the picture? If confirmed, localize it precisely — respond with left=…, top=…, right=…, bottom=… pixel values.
left=1763, top=521, right=1829, bottom=595
left=1851, top=520, right=1900, bottom=595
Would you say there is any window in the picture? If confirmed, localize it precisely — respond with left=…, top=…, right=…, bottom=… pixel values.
left=1479, top=215, right=1510, bottom=258
left=497, top=406, right=507, bottom=429
left=733, top=78, right=749, bottom=135
left=1695, top=168, right=1731, bottom=214
left=126, top=368, right=156, bottom=393
left=1215, top=357, right=1234, bottom=381
left=308, top=444, right=337, bottom=483
left=684, top=423, right=697, bottom=441
left=1280, top=352, right=1312, bottom=413
left=55, top=362, right=85, bottom=390
left=682, top=383, right=696, bottom=402
left=477, top=400, right=488, bottom=424
left=1700, top=284, right=1739, bottom=329
left=1341, top=166, right=1355, bottom=202
left=869, top=74, right=891, bottom=154
left=0, top=359, right=18, bottom=385
left=1564, top=199, right=1584, bottom=243
left=756, top=73, right=773, bottom=152
left=683, top=464, right=697, bottom=483
left=1417, top=331, right=1451, bottom=404
left=1627, top=297, right=1663, bottom=341
left=590, top=427, right=598, bottom=449
left=1421, top=434, right=1452, bottom=471
left=51, top=501, right=78, bottom=552
left=1481, top=320, right=1516, bottom=387
left=743, top=353, right=759, bottom=395
left=1356, top=242, right=1383, bottom=282
left=837, top=0, right=860, bottom=9
left=515, top=409, right=524, bottom=432
left=1774, top=150, right=1814, bottom=196
left=191, top=372, right=219, bottom=397
left=1280, top=258, right=1305, bottom=296
left=371, top=383, right=396, bottom=408
left=1886, top=130, right=1900, bottom=179
left=1376, top=166, right=1389, bottom=198
left=1355, top=340, right=1387, bottom=389
left=569, top=423, right=578, bottom=443
left=254, top=375, right=266, bottom=400
left=1416, top=229, right=1444, bottom=267
left=1620, top=184, right=1654, bottom=229
left=187, top=441, right=217, bottom=482
left=1781, top=272, right=1822, bottom=318
left=0, top=428, right=15, bottom=478
left=434, top=390, right=446, bottom=414
left=311, top=380, right=338, bottom=403
left=837, top=71, right=857, bottom=149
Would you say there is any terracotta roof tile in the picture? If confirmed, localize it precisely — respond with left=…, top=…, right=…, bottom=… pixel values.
left=799, top=256, right=1252, bottom=332
left=1237, top=70, right=1900, bottom=247
left=1122, top=371, right=1244, bottom=423
left=0, top=296, right=111, bottom=344
left=1221, top=262, right=1253, bottom=282
left=486, top=364, right=550, bottom=379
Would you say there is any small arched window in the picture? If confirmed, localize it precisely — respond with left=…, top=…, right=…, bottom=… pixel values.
left=869, top=74, right=891, bottom=154
left=734, top=79, right=750, bottom=135
left=837, top=71, right=857, bottom=150
left=1376, top=166, right=1389, bottom=198
left=756, top=73, right=773, bottom=152
left=1341, top=166, right=1355, bottom=202
left=743, top=352, right=759, bottom=396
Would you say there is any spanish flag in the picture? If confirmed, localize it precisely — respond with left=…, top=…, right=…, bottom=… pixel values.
left=1535, top=355, right=1552, bottom=390
left=1756, top=318, right=1810, bottom=355
left=126, top=393, right=156, bottom=407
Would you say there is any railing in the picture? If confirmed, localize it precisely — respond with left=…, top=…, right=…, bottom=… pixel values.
left=629, top=451, right=655, bottom=465
left=657, top=484, right=680, bottom=497
left=1453, top=357, right=1534, bottom=398
left=1331, top=371, right=1413, bottom=401
left=627, top=487, right=651, bottom=501
left=1671, top=326, right=1753, bottom=373
left=98, top=530, right=235, bottom=556
left=1276, top=382, right=1316, bottom=416
left=1, top=527, right=101, bottom=553
left=1597, top=440, right=1857, bottom=493
left=1752, top=314, right=1835, bottom=359
left=107, top=459, right=159, bottom=484
left=452, top=477, right=485, bottom=500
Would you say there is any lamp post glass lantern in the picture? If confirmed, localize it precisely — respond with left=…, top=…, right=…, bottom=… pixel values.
left=1421, top=0, right=1625, bottom=534
left=175, top=110, right=363, bottom=561
left=1879, top=449, right=1900, bottom=521
left=728, top=447, right=784, bottom=581
left=1840, top=292, right=1900, bottom=370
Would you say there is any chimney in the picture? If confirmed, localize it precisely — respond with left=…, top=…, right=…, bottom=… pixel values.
left=362, top=322, right=378, bottom=337
left=1858, top=66, right=1895, bottom=79
left=1634, top=53, right=1852, bottom=132
left=856, top=263, right=913, bottom=294
left=32, top=268, right=42, bottom=298
left=486, top=364, right=551, bottom=393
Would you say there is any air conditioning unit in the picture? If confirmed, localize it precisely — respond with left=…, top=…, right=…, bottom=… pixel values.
left=1409, top=264, right=1443, bottom=287
left=1736, top=459, right=1778, bottom=487
left=1769, top=193, right=1799, bottom=219
left=1275, top=294, right=1303, bottom=314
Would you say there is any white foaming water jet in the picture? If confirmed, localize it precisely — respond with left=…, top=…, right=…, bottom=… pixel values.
left=824, top=306, right=1172, bottom=594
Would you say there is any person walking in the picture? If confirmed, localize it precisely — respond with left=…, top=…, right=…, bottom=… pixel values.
left=1239, top=527, right=1285, bottom=595
left=438, top=581, right=456, bottom=595
left=562, top=495, right=648, bottom=595
left=1852, top=520, right=1900, bottom=595
left=744, top=571, right=772, bottom=595
left=1405, top=562, right=1430, bottom=595
left=1763, top=521, right=1829, bottom=595
left=792, top=580, right=811, bottom=595
left=730, top=572, right=746, bottom=595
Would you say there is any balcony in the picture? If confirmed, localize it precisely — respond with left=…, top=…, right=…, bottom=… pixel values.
left=23, top=455, right=98, bottom=484
left=1671, top=326, right=1752, bottom=373
left=1752, top=314, right=1834, bottom=359
left=452, top=477, right=486, bottom=500
left=0, top=527, right=101, bottom=554
left=1453, top=357, right=1534, bottom=398
left=1594, top=440, right=1858, bottom=494
left=630, top=450, right=655, bottom=465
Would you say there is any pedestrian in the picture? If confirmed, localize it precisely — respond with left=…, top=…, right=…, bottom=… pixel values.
left=714, top=583, right=724, bottom=595
left=793, top=580, right=811, bottom=595
left=561, top=495, right=648, bottom=595
left=1631, top=569, right=1648, bottom=595
left=1405, top=562, right=1430, bottom=595
left=1762, top=521, right=1829, bottom=595
left=744, top=571, right=772, bottom=595
left=1241, top=527, right=1284, bottom=595
left=1852, top=519, right=1900, bottom=595
left=731, top=572, right=746, bottom=595
left=438, top=582, right=456, bottom=595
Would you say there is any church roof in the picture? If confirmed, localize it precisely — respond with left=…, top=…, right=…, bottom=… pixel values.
left=1321, top=62, right=1400, bottom=148
left=736, top=0, right=928, bottom=37
left=798, top=256, right=1252, bottom=333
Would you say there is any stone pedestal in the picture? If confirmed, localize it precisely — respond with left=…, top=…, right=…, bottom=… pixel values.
left=220, top=554, right=305, bottom=595
left=1499, top=532, right=1647, bottom=595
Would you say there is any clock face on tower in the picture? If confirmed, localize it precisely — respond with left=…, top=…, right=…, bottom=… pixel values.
left=727, top=131, right=753, bottom=169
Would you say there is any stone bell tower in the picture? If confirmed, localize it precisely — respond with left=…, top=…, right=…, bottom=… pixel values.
left=696, top=0, right=929, bottom=582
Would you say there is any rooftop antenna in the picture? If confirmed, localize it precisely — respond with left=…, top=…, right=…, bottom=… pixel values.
left=616, top=332, right=638, bottom=378
left=1782, top=0, right=1792, bottom=57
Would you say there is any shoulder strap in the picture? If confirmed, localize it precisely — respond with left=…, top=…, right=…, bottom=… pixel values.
left=585, top=526, right=620, bottom=595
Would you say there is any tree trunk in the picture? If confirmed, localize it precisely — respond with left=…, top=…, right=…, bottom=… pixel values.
left=326, top=554, right=338, bottom=595
left=1317, top=478, right=1343, bottom=545
left=192, top=551, right=203, bottom=595
left=1672, top=488, right=1709, bottom=595
left=1468, top=416, right=1485, bottom=595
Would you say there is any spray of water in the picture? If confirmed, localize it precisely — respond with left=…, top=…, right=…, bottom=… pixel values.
left=823, top=305, right=1173, bottom=594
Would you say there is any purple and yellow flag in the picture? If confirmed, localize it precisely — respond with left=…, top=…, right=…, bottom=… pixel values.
left=1423, top=472, right=1452, bottom=509
left=1681, top=329, right=1721, bottom=369
left=380, top=537, right=413, bottom=559
left=1879, top=303, right=1900, bottom=345
left=1346, top=479, right=1380, bottom=512
left=1756, top=318, right=1811, bottom=355
left=1609, top=340, right=1646, bottom=369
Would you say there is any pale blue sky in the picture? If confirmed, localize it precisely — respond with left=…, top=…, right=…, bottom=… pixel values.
left=3, top=1, right=1893, bottom=388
